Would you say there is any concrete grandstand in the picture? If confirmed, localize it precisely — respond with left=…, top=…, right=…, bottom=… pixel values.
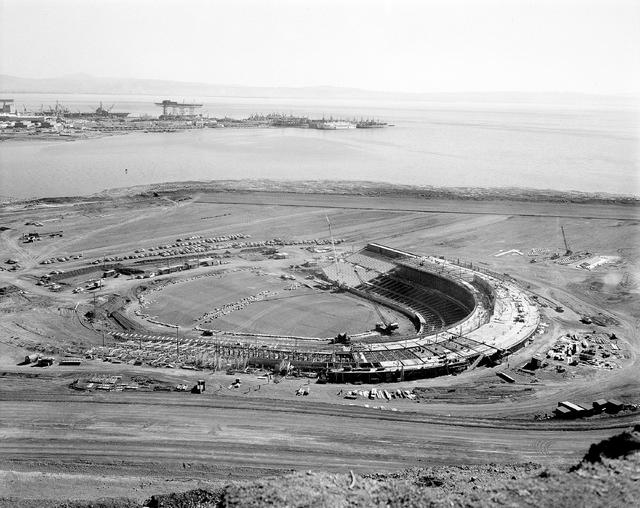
left=320, top=243, right=540, bottom=382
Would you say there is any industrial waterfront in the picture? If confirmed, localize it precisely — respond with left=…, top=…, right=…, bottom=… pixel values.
left=0, top=96, right=387, bottom=136
left=1, top=93, right=638, bottom=200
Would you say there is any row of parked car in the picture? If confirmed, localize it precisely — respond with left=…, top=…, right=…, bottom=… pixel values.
left=40, top=253, right=82, bottom=265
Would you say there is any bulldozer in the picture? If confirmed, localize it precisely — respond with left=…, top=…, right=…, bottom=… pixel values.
left=375, top=321, right=399, bottom=335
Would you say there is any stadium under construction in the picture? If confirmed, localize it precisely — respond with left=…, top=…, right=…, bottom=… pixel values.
left=103, top=243, right=540, bottom=384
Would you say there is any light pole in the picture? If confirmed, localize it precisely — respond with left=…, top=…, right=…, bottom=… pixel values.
left=175, top=325, right=180, bottom=363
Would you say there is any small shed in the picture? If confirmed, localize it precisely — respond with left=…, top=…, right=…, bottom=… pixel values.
left=554, top=406, right=573, bottom=419
left=558, top=401, right=589, bottom=416
left=592, top=399, right=608, bottom=413
left=606, top=399, right=624, bottom=413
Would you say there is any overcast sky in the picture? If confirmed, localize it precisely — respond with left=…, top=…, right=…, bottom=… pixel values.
left=1, top=0, right=638, bottom=94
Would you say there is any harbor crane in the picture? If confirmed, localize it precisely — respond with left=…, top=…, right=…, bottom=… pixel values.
left=0, top=98, right=14, bottom=114
left=155, top=99, right=203, bottom=118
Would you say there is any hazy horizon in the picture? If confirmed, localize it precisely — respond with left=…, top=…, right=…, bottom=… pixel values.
left=1, top=0, right=639, bottom=95
left=3, top=72, right=640, bottom=100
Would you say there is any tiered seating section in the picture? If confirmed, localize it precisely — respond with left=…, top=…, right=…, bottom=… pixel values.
left=357, top=271, right=470, bottom=332
left=345, top=250, right=399, bottom=274
left=327, top=245, right=540, bottom=379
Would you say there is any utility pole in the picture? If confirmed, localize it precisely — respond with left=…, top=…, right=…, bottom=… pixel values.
left=175, top=325, right=179, bottom=363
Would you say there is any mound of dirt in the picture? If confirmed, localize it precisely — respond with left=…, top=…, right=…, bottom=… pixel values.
left=576, top=424, right=640, bottom=466
left=145, top=489, right=223, bottom=508
left=55, top=499, right=136, bottom=508
left=135, top=454, right=640, bottom=508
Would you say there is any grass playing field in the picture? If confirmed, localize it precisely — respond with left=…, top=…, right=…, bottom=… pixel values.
left=143, top=270, right=406, bottom=336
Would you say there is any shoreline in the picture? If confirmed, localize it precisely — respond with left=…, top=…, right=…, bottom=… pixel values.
left=0, top=130, right=126, bottom=142
left=0, top=113, right=388, bottom=144
left=2, top=179, right=638, bottom=209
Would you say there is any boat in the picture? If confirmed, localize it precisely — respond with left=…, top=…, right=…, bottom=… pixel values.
left=356, top=119, right=387, bottom=128
left=66, top=102, right=129, bottom=119
left=312, top=120, right=356, bottom=130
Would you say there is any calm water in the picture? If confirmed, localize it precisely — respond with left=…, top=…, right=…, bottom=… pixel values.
left=1, top=93, right=638, bottom=199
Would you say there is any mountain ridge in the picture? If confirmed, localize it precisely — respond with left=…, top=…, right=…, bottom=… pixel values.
left=1, top=74, right=635, bottom=105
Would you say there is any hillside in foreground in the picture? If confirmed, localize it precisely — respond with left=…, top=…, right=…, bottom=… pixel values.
left=28, top=425, right=639, bottom=508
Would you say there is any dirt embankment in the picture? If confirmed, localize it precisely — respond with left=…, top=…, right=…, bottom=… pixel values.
left=35, top=425, right=640, bottom=508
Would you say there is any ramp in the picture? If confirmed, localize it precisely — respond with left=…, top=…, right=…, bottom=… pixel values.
left=468, top=354, right=485, bottom=370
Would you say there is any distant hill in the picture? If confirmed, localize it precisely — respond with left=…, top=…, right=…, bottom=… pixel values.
left=0, top=73, right=394, bottom=100
left=0, top=74, right=635, bottom=106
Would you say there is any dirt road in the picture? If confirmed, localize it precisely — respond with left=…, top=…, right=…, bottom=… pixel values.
left=0, top=392, right=629, bottom=475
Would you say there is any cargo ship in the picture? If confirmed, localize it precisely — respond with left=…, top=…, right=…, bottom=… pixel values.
left=356, top=119, right=387, bottom=128
left=66, top=102, right=129, bottom=119
left=311, top=119, right=356, bottom=130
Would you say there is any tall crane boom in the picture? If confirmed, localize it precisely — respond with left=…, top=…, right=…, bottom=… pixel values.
left=353, top=267, right=386, bottom=324
left=326, top=215, right=341, bottom=286
left=561, top=226, right=572, bottom=255
left=353, top=267, right=398, bottom=334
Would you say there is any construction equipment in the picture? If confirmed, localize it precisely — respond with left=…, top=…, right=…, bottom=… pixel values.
left=326, top=215, right=343, bottom=288
left=353, top=267, right=398, bottom=335
left=0, top=98, right=14, bottom=114
left=155, top=99, right=203, bottom=118
left=330, top=332, right=350, bottom=345
left=561, top=226, right=572, bottom=256
left=191, top=379, right=206, bottom=394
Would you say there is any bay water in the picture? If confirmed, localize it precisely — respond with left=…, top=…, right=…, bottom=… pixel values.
left=1, top=93, right=638, bottom=199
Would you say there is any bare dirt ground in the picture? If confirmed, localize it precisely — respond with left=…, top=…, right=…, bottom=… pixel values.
left=137, top=427, right=640, bottom=508
left=0, top=187, right=638, bottom=505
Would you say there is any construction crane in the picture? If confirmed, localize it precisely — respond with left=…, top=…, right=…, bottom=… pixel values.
left=561, top=226, right=572, bottom=256
left=0, top=98, right=14, bottom=114
left=353, top=266, right=398, bottom=335
left=326, top=215, right=343, bottom=288
left=154, top=99, right=203, bottom=118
